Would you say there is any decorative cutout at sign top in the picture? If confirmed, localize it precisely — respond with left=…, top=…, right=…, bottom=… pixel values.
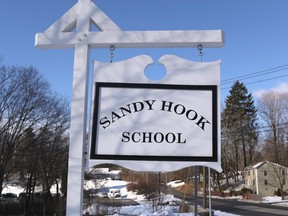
left=89, top=55, right=222, bottom=172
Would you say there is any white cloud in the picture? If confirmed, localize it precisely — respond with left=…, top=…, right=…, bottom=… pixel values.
left=253, top=82, right=288, bottom=98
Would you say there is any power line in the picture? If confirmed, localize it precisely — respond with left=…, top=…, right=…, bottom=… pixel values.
left=244, top=74, right=288, bottom=86
left=221, top=64, right=288, bottom=89
left=221, top=64, right=288, bottom=84
left=221, top=73, right=288, bottom=90
left=257, top=122, right=288, bottom=134
left=222, top=122, right=288, bottom=136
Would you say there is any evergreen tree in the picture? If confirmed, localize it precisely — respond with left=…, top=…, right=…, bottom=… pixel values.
left=222, top=81, right=258, bottom=171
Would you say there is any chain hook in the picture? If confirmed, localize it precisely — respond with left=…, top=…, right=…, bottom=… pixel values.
left=109, top=45, right=115, bottom=63
left=197, top=44, right=204, bottom=62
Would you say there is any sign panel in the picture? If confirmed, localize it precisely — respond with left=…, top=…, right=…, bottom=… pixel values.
left=89, top=54, right=222, bottom=172
left=91, top=83, right=217, bottom=161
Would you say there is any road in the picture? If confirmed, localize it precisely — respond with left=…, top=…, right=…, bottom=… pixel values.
left=210, top=198, right=288, bottom=216
left=162, top=185, right=288, bottom=216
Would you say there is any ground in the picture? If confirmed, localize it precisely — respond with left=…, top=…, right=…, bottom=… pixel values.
left=2, top=176, right=288, bottom=215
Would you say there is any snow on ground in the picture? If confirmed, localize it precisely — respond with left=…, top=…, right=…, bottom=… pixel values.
left=261, top=196, right=288, bottom=207
left=2, top=178, right=288, bottom=215
left=83, top=178, right=288, bottom=215
left=1, top=185, right=24, bottom=196
left=83, top=179, right=241, bottom=216
left=1, top=183, right=61, bottom=197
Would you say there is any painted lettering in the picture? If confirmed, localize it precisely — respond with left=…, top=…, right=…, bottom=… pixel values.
left=99, top=116, right=110, bottom=129
left=121, top=131, right=130, bottom=142
left=121, top=131, right=186, bottom=144
left=132, top=101, right=144, bottom=113
left=100, top=99, right=211, bottom=131
left=119, top=104, right=132, bottom=116
left=174, top=104, right=186, bottom=115
left=100, top=100, right=156, bottom=129
left=161, top=100, right=173, bottom=112
left=132, top=132, right=141, bottom=143
left=111, top=111, right=122, bottom=123
left=145, top=100, right=156, bottom=110
left=160, top=100, right=210, bottom=131
left=142, top=132, right=153, bottom=143
left=186, top=109, right=198, bottom=121
left=196, top=116, right=211, bottom=131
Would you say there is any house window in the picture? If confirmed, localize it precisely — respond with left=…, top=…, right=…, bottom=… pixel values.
left=247, top=180, right=251, bottom=186
left=248, top=171, right=250, bottom=176
left=253, top=180, right=255, bottom=185
left=264, top=170, right=267, bottom=176
left=264, top=180, right=268, bottom=185
left=282, top=170, right=285, bottom=176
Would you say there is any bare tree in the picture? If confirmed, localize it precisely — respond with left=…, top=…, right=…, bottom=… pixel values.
left=0, top=65, right=51, bottom=194
left=0, top=64, right=70, bottom=215
left=268, top=163, right=288, bottom=200
left=17, top=95, right=70, bottom=216
left=127, top=172, right=160, bottom=201
left=257, top=91, right=288, bottom=166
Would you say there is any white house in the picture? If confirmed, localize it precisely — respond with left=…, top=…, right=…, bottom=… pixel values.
left=243, top=161, right=288, bottom=197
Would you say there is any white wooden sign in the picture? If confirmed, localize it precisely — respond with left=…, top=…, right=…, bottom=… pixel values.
left=35, top=0, right=224, bottom=215
left=89, top=55, right=221, bottom=172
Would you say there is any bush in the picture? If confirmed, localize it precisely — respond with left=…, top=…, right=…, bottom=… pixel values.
left=241, top=187, right=253, bottom=194
left=127, top=172, right=160, bottom=201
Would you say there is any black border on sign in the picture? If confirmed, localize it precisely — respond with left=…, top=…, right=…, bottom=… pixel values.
left=90, top=82, right=218, bottom=162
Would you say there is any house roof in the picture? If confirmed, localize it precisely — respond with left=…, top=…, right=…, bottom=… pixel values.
left=244, top=161, right=266, bottom=171
left=244, top=161, right=288, bottom=171
left=253, top=161, right=266, bottom=169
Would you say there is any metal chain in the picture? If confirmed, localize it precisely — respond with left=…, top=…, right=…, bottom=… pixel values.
left=197, top=44, right=204, bottom=62
left=110, top=45, right=115, bottom=62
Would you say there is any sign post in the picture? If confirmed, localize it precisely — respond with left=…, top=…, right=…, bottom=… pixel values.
left=35, top=1, right=224, bottom=215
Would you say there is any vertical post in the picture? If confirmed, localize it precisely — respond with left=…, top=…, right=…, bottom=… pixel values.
left=158, top=172, right=161, bottom=201
left=66, top=44, right=90, bottom=216
left=203, top=166, right=207, bottom=209
left=208, top=167, right=212, bottom=216
left=66, top=1, right=91, bottom=215
left=194, top=166, right=198, bottom=216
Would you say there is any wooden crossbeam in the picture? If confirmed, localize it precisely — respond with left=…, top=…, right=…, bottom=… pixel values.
left=35, top=30, right=224, bottom=49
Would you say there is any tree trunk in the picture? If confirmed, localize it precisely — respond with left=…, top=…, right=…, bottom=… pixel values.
left=0, top=167, right=4, bottom=195
left=234, top=138, right=239, bottom=181
left=242, top=137, right=247, bottom=168
left=25, top=171, right=34, bottom=216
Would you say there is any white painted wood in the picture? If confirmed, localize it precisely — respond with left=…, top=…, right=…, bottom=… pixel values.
left=66, top=44, right=90, bottom=216
left=43, top=0, right=120, bottom=35
left=89, top=55, right=222, bottom=172
left=35, top=1, right=224, bottom=215
left=35, top=30, right=224, bottom=49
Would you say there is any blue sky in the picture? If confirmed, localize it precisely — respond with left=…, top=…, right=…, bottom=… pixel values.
left=1, top=0, right=288, bottom=103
